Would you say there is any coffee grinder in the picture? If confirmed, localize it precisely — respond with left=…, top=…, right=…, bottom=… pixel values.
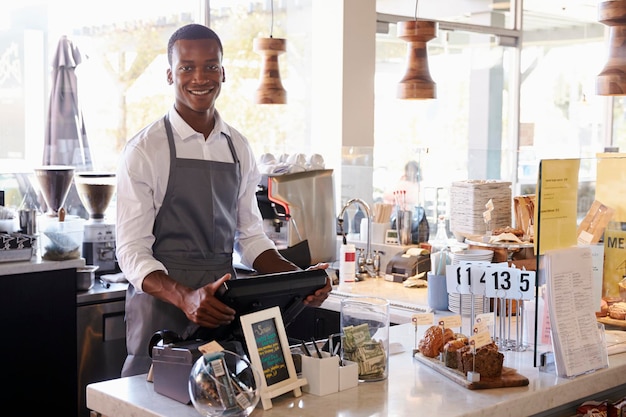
left=74, top=172, right=117, bottom=272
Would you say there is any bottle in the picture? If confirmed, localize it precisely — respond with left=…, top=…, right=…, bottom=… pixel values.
left=352, top=206, right=365, bottom=234
left=431, top=215, right=449, bottom=253
left=337, top=210, right=350, bottom=236
left=339, top=243, right=356, bottom=290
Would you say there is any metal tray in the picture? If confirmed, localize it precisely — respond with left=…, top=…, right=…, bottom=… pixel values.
left=0, top=248, right=33, bottom=263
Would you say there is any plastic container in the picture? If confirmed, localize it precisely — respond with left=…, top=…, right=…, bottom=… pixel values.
left=39, top=215, right=85, bottom=261
left=340, top=297, right=390, bottom=381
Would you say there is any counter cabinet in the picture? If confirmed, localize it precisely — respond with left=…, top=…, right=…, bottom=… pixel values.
left=1, top=259, right=83, bottom=417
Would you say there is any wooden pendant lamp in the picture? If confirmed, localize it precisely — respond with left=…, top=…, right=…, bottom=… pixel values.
left=253, top=0, right=286, bottom=104
left=397, top=19, right=437, bottom=100
left=253, top=37, right=287, bottom=104
left=597, top=0, right=626, bottom=96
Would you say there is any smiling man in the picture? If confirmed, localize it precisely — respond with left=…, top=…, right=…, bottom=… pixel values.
left=115, top=24, right=331, bottom=377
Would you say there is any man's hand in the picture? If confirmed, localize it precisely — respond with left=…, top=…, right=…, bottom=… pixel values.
left=303, top=263, right=332, bottom=307
left=142, top=270, right=236, bottom=329
left=181, top=274, right=236, bottom=328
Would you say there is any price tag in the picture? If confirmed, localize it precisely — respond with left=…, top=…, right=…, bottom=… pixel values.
left=439, top=315, right=462, bottom=328
left=473, top=320, right=489, bottom=335
left=199, top=341, right=225, bottom=354
left=469, top=330, right=492, bottom=349
left=411, top=313, right=435, bottom=326
left=475, top=313, right=494, bottom=326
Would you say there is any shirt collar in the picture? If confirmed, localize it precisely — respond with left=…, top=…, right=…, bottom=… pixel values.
left=168, top=106, right=232, bottom=142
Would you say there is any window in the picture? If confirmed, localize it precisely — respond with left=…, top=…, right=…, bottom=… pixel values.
left=1, top=0, right=314, bottom=174
left=0, top=0, right=620, bottom=226
left=373, top=1, right=613, bottom=231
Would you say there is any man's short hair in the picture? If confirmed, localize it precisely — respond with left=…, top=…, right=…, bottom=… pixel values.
left=167, top=24, right=223, bottom=65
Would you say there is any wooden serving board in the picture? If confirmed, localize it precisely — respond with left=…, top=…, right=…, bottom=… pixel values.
left=598, top=316, right=626, bottom=329
left=413, top=352, right=529, bottom=390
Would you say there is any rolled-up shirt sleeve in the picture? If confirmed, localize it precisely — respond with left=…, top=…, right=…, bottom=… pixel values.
left=232, top=131, right=277, bottom=268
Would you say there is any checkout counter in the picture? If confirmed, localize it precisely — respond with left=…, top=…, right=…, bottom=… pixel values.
left=86, top=278, right=626, bottom=417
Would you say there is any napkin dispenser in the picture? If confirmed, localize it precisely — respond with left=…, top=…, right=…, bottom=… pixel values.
left=152, top=339, right=204, bottom=404
left=384, top=250, right=431, bottom=282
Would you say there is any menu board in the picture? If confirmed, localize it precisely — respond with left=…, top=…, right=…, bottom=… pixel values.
left=544, top=246, right=608, bottom=378
left=252, top=317, right=290, bottom=386
left=535, top=159, right=580, bottom=255
left=596, top=153, right=626, bottom=222
left=240, top=306, right=307, bottom=410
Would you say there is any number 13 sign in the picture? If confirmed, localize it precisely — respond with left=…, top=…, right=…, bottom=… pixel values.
left=445, top=262, right=536, bottom=300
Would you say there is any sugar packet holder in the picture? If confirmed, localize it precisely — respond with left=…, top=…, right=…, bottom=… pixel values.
left=300, top=351, right=358, bottom=396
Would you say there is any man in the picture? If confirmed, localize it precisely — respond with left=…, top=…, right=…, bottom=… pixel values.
left=116, top=23, right=331, bottom=377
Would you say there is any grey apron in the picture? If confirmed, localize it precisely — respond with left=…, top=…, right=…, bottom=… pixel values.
left=121, top=114, right=240, bottom=377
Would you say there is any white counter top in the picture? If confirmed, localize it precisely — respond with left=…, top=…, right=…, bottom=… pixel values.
left=87, top=322, right=626, bottom=417
left=0, top=256, right=85, bottom=276
left=323, top=278, right=433, bottom=324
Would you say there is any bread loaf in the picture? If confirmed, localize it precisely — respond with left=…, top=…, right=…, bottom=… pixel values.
left=418, top=325, right=454, bottom=358
left=442, top=338, right=467, bottom=369
left=457, top=342, right=504, bottom=378
left=609, top=302, right=626, bottom=320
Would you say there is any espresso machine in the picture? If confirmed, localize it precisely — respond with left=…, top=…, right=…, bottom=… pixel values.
left=74, top=172, right=117, bottom=273
left=256, top=169, right=336, bottom=267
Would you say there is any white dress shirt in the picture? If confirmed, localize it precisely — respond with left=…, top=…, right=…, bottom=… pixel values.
left=116, top=107, right=276, bottom=291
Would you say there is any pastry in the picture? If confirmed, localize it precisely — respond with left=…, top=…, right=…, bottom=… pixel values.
left=596, top=298, right=609, bottom=318
left=492, top=226, right=524, bottom=238
left=489, top=232, right=524, bottom=244
left=442, top=337, right=467, bottom=369
left=418, top=325, right=454, bottom=358
left=457, top=342, right=504, bottom=378
left=608, top=302, right=626, bottom=320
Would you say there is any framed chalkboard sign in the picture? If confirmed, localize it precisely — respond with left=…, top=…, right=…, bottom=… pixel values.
left=240, top=306, right=307, bottom=410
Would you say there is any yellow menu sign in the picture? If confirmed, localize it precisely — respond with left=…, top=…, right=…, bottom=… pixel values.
left=535, top=159, right=580, bottom=255
left=603, top=227, right=626, bottom=298
left=596, top=153, right=626, bottom=222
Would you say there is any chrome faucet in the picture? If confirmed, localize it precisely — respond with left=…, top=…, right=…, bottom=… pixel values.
left=338, top=198, right=377, bottom=278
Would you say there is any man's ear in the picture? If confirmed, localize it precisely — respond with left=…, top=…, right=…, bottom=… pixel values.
left=166, top=68, right=173, bottom=85
left=222, top=67, right=226, bottom=83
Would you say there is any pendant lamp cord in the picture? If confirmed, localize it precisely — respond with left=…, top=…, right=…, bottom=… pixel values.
left=414, top=0, right=419, bottom=20
left=270, top=0, right=275, bottom=38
